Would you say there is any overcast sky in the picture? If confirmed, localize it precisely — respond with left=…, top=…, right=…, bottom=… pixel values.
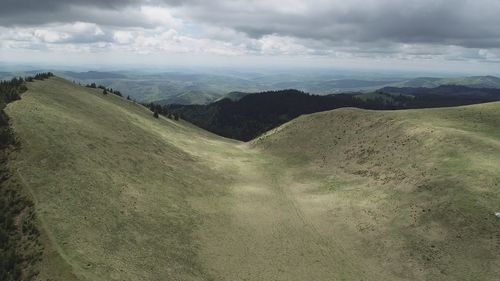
left=1, top=0, right=500, bottom=73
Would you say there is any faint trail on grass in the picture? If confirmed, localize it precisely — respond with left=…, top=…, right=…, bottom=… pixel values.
left=16, top=169, right=86, bottom=281
left=192, top=144, right=365, bottom=281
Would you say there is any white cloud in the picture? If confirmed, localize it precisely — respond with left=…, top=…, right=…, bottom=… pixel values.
left=259, top=35, right=311, bottom=56
left=140, top=6, right=181, bottom=28
left=33, top=29, right=68, bottom=43
left=113, top=31, right=134, bottom=45
left=1, top=0, right=500, bottom=71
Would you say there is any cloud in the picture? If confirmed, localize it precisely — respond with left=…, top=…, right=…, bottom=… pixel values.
left=166, top=0, right=500, bottom=49
left=0, top=0, right=138, bottom=18
left=1, top=22, right=111, bottom=45
left=0, top=1, right=176, bottom=28
left=4, top=0, right=500, bottom=49
left=2, top=0, right=500, bottom=67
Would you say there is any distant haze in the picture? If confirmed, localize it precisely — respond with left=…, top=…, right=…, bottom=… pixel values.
left=1, top=0, right=500, bottom=74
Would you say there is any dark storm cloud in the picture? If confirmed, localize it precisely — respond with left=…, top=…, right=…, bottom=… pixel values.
left=0, top=0, right=145, bottom=26
left=0, top=0, right=137, bottom=14
left=2, top=0, right=500, bottom=50
left=168, top=0, right=500, bottom=49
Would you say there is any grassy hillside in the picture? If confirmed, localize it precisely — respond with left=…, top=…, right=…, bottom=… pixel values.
left=253, top=103, right=500, bottom=280
left=5, top=77, right=500, bottom=280
left=6, top=77, right=241, bottom=281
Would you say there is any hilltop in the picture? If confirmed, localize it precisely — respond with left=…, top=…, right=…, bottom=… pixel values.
left=3, top=77, right=500, bottom=280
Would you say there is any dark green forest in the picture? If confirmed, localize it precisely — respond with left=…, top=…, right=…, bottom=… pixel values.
left=163, top=86, right=500, bottom=141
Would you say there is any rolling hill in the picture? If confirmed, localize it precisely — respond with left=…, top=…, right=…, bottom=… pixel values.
left=392, top=75, right=500, bottom=88
left=4, top=77, right=500, bottom=280
left=59, top=72, right=265, bottom=104
left=252, top=103, right=500, bottom=280
left=62, top=71, right=128, bottom=80
left=216, top=91, right=249, bottom=101
left=155, top=90, right=222, bottom=105
left=380, top=84, right=500, bottom=97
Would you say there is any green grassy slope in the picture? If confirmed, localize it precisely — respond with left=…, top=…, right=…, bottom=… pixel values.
left=253, top=103, right=500, bottom=280
left=5, top=77, right=242, bottom=281
left=5, top=77, right=500, bottom=281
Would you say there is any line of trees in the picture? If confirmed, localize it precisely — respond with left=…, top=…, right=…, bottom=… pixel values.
left=0, top=79, right=24, bottom=105
left=81, top=81, right=180, bottom=121
left=85, top=83, right=123, bottom=97
left=0, top=73, right=54, bottom=106
left=0, top=74, right=46, bottom=281
left=145, top=103, right=181, bottom=120
left=80, top=80, right=180, bottom=121
left=24, top=72, right=54, bottom=82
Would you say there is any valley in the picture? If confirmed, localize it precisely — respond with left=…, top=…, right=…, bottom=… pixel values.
left=4, top=0, right=500, bottom=280
left=3, top=77, right=500, bottom=280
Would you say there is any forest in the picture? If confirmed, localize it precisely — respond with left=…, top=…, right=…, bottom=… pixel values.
left=165, top=86, right=500, bottom=141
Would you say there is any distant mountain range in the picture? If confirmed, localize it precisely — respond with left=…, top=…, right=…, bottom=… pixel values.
left=380, top=84, right=500, bottom=97
left=47, top=71, right=500, bottom=105
left=176, top=75, right=500, bottom=105
left=3, top=70, right=500, bottom=105
left=204, top=77, right=500, bottom=105
left=60, top=71, right=264, bottom=103
left=63, top=71, right=128, bottom=80
left=391, top=75, right=500, bottom=88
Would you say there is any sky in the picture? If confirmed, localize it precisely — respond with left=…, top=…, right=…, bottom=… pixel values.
left=1, top=0, right=500, bottom=74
